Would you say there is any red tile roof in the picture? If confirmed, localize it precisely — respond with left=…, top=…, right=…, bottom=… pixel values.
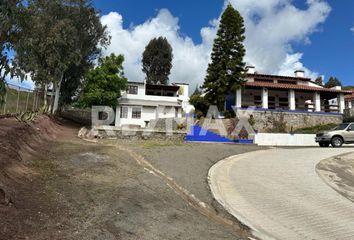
left=245, top=82, right=352, bottom=94
left=247, top=73, right=311, bottom=82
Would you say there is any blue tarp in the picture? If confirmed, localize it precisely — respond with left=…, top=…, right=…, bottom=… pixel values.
left=185, top=125, right=253, bottom=144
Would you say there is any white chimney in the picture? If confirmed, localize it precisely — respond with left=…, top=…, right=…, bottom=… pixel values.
left=331, top=86, right=342, bottom=91
left=295, top=70, right=305, bottom=78
left=246, top=66, right=256, bottom=74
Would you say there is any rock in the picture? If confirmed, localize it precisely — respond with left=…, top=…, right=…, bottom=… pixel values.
left=78, top=127, right=88, bottom=138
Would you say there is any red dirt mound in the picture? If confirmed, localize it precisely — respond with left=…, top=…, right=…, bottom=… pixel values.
left=0, top=115, right=76, bottom=239
left=0, top=116, right=62, bottom=200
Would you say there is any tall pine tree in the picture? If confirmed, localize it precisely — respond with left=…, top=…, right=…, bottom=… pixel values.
left=324, top=77, right=342, bottom=88
left=314, top=76, right=323, bottom=86
left=203, top=4, right=246, bottom=112
left=142, top=37, right=173, bottom=85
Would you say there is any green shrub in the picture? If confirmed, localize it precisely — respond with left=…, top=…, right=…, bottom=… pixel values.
left=176, top=123, right=185, bottom=130
left=293, top=123, right=338, bottom=134
left=344, top=116, right=354, bottom=123
left=222, top=110, right=235, bottom=119
left=189, top=94, right=209, bottom=118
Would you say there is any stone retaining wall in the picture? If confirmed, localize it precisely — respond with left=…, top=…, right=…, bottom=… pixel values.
left=95, top=126, right=186, bottom=142
left=199, top=110, right=343, bottom=135
left=241, top=109, right=342, bottom=133
left=148, top=117, right=187, bottom=131
left=60, top=108, right=91, bottom=125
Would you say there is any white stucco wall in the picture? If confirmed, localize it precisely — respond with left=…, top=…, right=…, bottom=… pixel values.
left=157, top=106, right=177, bottom=119
left=115, top=82, right=191, bottom=127
left=254, top=133, right=317, bottom=146
left=121, top=84, right=179, bottom=103
left=348, top=100, right=353, bottom=109
left=175, top=84, right=194, bottom=113
left=116, top=105, right=147, bottom=127
left=115, top=105, right=182, bottom=128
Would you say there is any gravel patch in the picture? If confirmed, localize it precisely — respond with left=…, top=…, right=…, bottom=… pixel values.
left=316, top=152, right=354, bottom=202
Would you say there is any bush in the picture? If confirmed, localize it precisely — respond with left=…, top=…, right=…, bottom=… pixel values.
left=293, top=123, right=338, bottom=134
left=222, top=110, right=235, bottom=119
left=344, top=116, right=354, bottom=123
left=79, top=54, right=127, bottom=108
left=189, top=94, right=209, bottom=118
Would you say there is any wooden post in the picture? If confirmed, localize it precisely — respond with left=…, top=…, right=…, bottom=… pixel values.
left=16, top=87, right=20, bottom=113
left=3, top=92, right=7, bottom=114
left=25, top=91, right=30, bottom=111
left=32, top=91, right=37, bottom=111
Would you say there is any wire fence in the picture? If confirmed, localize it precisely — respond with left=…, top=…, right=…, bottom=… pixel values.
left=1, top=83, right=52, bottom=115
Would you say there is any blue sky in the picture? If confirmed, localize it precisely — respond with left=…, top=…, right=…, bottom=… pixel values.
left=294, top=0, right=354, bottom=85
left=93, top=0, right=354, bottom=87
left=93, top=0, right=223, bottom=44
left=8, top=0, right=354, bottom=89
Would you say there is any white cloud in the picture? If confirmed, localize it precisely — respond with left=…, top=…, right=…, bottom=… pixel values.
left=2, top=67, right=35, bottom=90
left=6, top=77, right=35, bottom=90
left=351, top=26, right=354, bottom=33
left=1, top=57, right=35, bottom=90
left=101, top=0, right=331, bottom=93
left=101, top=10, right=216, bottom=93
left=227, top=0, right=331, bottom=76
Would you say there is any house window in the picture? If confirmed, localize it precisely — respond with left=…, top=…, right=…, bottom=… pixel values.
left=132, top=107, right=141, bottom=119
left=128, top=85, right=138, bottom=94
left=120, top=106, right=128, bottom=118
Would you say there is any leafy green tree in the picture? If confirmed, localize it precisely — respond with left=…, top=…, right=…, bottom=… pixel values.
left=142, top=37, right=173, bottom=85
left=59, top=2, right=110, bottom=108
left=0, top=0, right=24, bottom=104
left=13, top=0, right=109, bottom=113
left=189, top=86, right=209, bottom=118
left=324, top=77, right=342, bottom=88
left=314, top=76, right=323, bottom=86
left=79, top=54, right=127, bottom=108
left=59, top=64, right=86, bottom=107
left=202, top=4, right=246, bottom=112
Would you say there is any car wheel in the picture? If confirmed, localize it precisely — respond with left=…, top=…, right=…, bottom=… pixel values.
left=319, top=142, right=330, bottom=147
left=331, top=137, right=343, bottom=148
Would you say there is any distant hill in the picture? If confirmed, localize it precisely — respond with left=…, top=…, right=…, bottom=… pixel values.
left=343, top=86, right=354, bottom=91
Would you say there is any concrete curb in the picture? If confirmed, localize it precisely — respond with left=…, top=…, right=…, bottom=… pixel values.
left=208, top=150, right=278, bottom=240
left=208, top=148, right=354, bottom=240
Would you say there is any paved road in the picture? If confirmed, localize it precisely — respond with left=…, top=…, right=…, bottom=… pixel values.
left=209, top=148, right=354, bottom=240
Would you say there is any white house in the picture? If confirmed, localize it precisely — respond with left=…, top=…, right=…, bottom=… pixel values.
left=345, top=91, right=354, bottom=109
left=233, top=66, right=351, bottom=114
left=115, top=81, right=193, bottom=128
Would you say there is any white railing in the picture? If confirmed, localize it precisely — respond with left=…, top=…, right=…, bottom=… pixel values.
left=254, top=133, right=317, bottom=146
left=121, top=92, right=179, bottom=102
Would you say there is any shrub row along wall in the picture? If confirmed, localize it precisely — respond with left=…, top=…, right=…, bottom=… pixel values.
left=60, top=108, right=91, bottom=125
left=238, top=109, right=343, bottom=133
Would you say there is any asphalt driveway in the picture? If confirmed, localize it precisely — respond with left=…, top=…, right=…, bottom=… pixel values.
left=209, top=148, right=354, bottom=240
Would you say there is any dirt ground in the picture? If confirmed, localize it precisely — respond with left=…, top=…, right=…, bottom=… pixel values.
left=0, top=116, right=263, bottom=240
left=316, top=152, right=354, bottom=202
